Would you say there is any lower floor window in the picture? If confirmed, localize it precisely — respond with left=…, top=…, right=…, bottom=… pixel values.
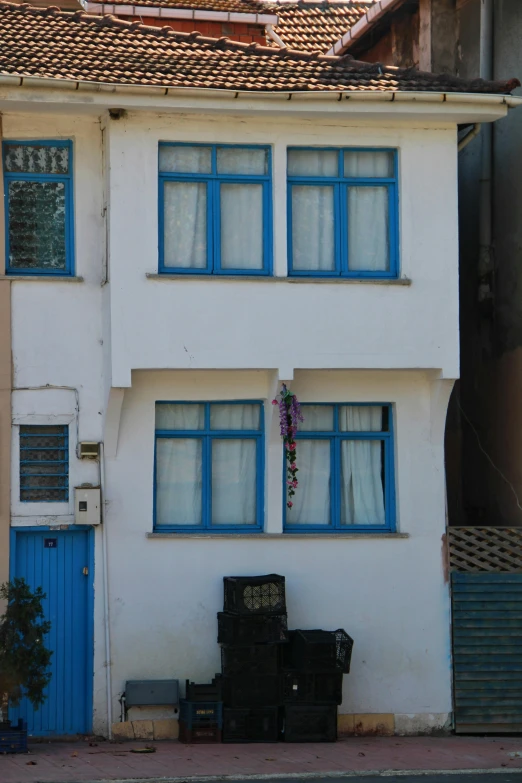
left=154, top=401, right=263, bottom=531
left=284, top=404, right=395, bottom=531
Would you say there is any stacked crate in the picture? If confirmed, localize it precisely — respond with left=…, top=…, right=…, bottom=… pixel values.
left=179, top=678, right=223, bottom=743
left=219, top=574, right=287, bottom=743
left=281, top=629, right=354, bottom=742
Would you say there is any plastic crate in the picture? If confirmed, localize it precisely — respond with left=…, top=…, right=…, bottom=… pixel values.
left=282, top=671, right=343, bottom=705
left=179, top=699, right=223, bottom=728
left=0, top=720, right=27, bottom=753
left=185, top=677, right=222, bottom=702
left=223, top=707, right=280, bottom=743
left=221, top=644, right=280, bottom=676
left=222, top=675, right=281, bottom=707
left=178, top=721, right=222, bottom=744
left=218, top=612, right=288, bottom=645
left=292, top=629, right=354, bottom=673
left=223, top=574, right=286, bottom=616
left=283, top=705, right=337, bottom=742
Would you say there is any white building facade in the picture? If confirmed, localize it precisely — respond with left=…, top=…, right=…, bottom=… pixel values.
left=1, top=73, right=516, bottom=738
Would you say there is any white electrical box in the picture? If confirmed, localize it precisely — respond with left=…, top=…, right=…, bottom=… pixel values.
left=74, top=486, right=101, bottom=525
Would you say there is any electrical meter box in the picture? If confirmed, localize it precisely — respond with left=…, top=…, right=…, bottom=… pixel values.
left=74, top=486, right=101, bottom=525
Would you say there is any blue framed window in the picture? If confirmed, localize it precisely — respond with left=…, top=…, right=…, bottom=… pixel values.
left=158, top=143, right=272, bottom=275
left=3, top=140, right=74, bottom=276
left=287, top=148, right=399, bottom=278
left=154, top=402, right=264, bottom=531
left=19, top=425, right=69, bottom=503
left=284, top=404, right=395, bottom=532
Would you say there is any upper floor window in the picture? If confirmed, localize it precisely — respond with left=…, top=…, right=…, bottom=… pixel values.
left=3, top=141, right=74, bottom=276
left=19, top=424, right=69, bottom=503
left=284, top=404, right=395, bottom=532
left=154, top=402, right=264, bottom=532
left=159, top=144, right=272, bottom=276
left=287, top=148, right=398, bottom=278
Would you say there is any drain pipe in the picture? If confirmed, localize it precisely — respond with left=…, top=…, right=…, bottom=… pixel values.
left=265, top=23, right=286, bottom=48
left=99, top=441, right=113, bottom=739
left=478, top=0, right=494, bottom=288
left=458, top=123, right=482, bottom=152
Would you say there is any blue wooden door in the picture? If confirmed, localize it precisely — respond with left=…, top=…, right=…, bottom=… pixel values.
left=453, top=572, right=522, bottom=733
left=10, top=529, right=93, bottom=736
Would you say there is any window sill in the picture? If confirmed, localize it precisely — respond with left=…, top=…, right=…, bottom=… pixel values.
left=0, top=275, right=84, bottom=283
left=146, top=274, right=411, bottom=286
left=147, top=532, right=409, bottom=539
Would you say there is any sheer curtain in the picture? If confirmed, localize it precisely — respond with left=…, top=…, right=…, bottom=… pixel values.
left=348, top=186, right=389, bottom=272
left=163, top=181, right=207, bottom=269
left=220, top=184, right=263, bottom=270
left=211, top=404, right=258, bottom=525
left=287, top=406, right=333, bottom=526
left=156, top=438, right=202, bottom=526
left=339, top=406, right=385, bottom=526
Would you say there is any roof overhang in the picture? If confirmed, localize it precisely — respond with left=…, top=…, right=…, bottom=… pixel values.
left=0, top=74, right=519, bottom=124
left=327, top=0, right=407, bottom=56
left=80, top=0, right=278, bottom=23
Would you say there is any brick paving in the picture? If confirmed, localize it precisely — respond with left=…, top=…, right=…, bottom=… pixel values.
left=2, top=736, right=522, bottom=783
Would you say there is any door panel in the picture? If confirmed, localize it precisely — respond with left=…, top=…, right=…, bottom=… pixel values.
left=10, top=529, right=93, bottom=736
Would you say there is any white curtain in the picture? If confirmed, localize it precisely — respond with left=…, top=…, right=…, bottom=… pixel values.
left=217, top=148, right=267, bottom=175
left=163, top=181, right=207, bottom=269
left=339, top=406, right=385, bottom=526
left=344, top=151, right=393, bottom=178
left=211, top=403, right=258, bottom=525
left=288, top=149, right=338, bottom=177
left=159, top=145, right=212, bottom=174
left=348, top=186, right=389, bottom=272
left=156, top=438, right=202, bottom=526
left=291, top=185, right=335, bottom=271
left=286, top=439, right=331, bottom=526
left=156, top=403, right=204, bottom=430
left=220, top=184, right=263, bottom=270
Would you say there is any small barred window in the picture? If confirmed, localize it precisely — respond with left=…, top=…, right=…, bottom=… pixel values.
left=19, top=425, right=69, bottom=503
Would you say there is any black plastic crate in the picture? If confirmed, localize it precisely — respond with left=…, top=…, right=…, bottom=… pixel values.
left=292, top=629, right=354, bottom=673
left=179, top=699, right=223, bottom=727
left=224, top=574, right=286, bottom=616
left=223, top=707, right=279, bottom=743
left=0, top=719, right=27, bottom=753
left=218, top=612, right=288, bottom=645
left=185, top=676, right=222, bottom=702
left=283, top=705, right=337, bottom=742
left=221, top=644, right=280, bottom=676
left=222, top=675, right=281, bottom=707
left=179, top=721, right=222, bottom=744
left=282, top=671, right=343, bottom=705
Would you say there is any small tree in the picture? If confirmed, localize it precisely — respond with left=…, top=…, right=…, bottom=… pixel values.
left=0, top=578, right=52, bottom=723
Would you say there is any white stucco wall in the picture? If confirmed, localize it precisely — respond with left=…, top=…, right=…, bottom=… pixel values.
left=5, top=105, right=460, bottom=736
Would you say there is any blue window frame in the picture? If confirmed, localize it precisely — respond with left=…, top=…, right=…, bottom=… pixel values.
left=154, top=401, right=264, bottom=532
left=3, top=140, right=74, bottom=276
left=19, top=424, right=69, bottom=503
left=287, top=148, right=399, bottom=278
left=284, top=403, right=395, bottom=533
left=158, top=143, right=272, bottom=276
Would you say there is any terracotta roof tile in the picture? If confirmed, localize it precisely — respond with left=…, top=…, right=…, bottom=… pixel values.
left=266, top=1, right=372, bottom=53
left=87, top=0, right=269, bottom=12
left=0, top=3, right=518, bottom=95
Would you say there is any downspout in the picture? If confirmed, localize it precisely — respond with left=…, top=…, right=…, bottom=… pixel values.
left=265, top=23, right=285, bottom=48
left=99, top=442, right=113, bottom=739
left=478, top=0, right=494, bottom=295
left=458, top=123, right=481, bottom=152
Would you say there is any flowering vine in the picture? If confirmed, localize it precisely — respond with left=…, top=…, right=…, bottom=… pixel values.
left=272, top=384, right=304, bottom=509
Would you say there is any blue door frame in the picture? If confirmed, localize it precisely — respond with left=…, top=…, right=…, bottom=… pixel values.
left=9, top=526, right=94, bottom=736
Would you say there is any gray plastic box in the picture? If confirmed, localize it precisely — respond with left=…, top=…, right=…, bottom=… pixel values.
left=125, top=680, right=179, bottom=707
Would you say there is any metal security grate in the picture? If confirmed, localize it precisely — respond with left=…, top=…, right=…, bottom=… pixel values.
left=449, top=527, right=522, bottom=572
left=20, top=425, right=69, bottom=502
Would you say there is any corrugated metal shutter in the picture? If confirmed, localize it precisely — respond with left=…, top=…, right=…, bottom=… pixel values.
left=452, top=572, right=522, bottom=733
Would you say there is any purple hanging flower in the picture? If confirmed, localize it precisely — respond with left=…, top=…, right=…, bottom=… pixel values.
left=274, top=384, right=304, bottom=510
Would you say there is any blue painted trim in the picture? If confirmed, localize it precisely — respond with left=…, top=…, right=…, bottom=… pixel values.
left=287, top=147, right=399, bottom=279
left=9, top=525, right=94, bottom=734
left=153, top=401, right=264, bottom=533
left=3, top=140, right=74, bottom=277
left=158, top=143, right=272, bottom=276
left=283, top=402, right=396, bottom=533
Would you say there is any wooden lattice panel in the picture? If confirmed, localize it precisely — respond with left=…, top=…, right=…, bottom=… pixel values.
left=449, top=527, right=522, bottom=572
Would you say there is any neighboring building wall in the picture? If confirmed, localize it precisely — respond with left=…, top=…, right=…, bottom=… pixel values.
left=116, top=16, right=267, bottom=44
left=0, top=118, right=10, bottom=593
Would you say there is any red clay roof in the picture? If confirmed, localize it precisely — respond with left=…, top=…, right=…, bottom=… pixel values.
left=266, top=1, right=372, bottom=53
left=0, top=3, right=518, bottom=94
left=85, top=0, right=269, bottom=11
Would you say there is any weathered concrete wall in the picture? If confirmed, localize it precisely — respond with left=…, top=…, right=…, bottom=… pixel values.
left=431, top=0, right=458, bottom=74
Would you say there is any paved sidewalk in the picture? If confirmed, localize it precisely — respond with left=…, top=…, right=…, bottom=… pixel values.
left=2, top=736, right=522, bottom=783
